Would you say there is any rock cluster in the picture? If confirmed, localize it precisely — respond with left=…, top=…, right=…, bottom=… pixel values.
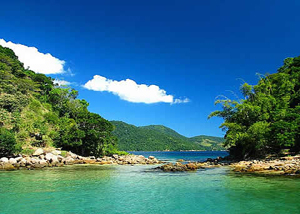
left=231, top=155, right=300, bottom=175
left=158, top=159, right=224, bottom=172
left=0, top=149, right=161, bottom=171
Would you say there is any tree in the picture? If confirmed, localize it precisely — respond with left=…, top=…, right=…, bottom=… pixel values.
left=209, top=56, right=300, bottom=159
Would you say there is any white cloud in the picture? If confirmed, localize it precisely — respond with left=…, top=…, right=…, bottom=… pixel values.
left=174, top=98, right=190, bottom=104
left=0, top=39, right=67, bottom=74
left=83, top=75, right=189, bottom=104
left=53, top=79, right=71, bottom=86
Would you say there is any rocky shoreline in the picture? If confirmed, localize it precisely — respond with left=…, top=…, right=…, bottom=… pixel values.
left=2, top=148, right=300, bottom=177
left=0, top=148, right=161, bottom=171
left=230, top=155, right=300, bottom=176
left=157, top=155, right=300, bottom=176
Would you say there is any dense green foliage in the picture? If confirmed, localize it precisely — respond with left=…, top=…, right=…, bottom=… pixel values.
left=209, top=57, right=300, bottom=159
left=0, top=128, right=20, bottom=156
left=0, top=45, right=118, bottom=157
left=111, top=121, right=225, bottom=151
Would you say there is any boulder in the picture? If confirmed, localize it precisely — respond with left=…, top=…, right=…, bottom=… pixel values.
left=1, top=163, right=16, bottom=171
left=67, top=151, right=77, bottom=159
left=45, top=153, right=58, bottom=164
left=45, top=153, right=53, bottom=161
left=19, top=158, right=27, bottom=167
left=33, top=148, right=44, bottom=156
left=51, top=150, right=61, bottom=156
left=0, top=157, right=9, bottom=163
left=83, top=159, right=96, bottom=164
left=25, top=157, right=32, bottom=164
left=160, top=163, right=175, bottom=171
left=57, top=155, right=64, bottom=162
left=186, top=163, right=198, bottom=170
left=33, top=162, right=47, bottom=168
left=177, top=159, right=185, bottom=162
left=30, top=158, right=39, bottom=164
left=15, top=157, right=23, bottom=162
left=9, top=158, right=17, bottom=165
left=40, top=160, right=47, bottom=165
left=175, top=162, right=184, bottom=167
left=112, top=154, right=119, bottom=159
left=64, top=156, right=75, bottom=165
left=148, top=156, right=155, bottom=160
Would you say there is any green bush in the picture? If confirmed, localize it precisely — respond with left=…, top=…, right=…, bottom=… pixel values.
left=0, top=128, right=20, bottom=157
left=21, top=148, right=35, bottom=156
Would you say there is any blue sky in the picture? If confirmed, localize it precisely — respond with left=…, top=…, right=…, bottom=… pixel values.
left=1, top=0, right=299, bottom=137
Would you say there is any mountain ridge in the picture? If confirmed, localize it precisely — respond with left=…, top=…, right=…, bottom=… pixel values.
left=111, top=121, right=225, bottom=151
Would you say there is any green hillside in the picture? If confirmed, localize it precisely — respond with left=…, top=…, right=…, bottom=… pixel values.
left=0, top=45, right=119, bottom=157
left=111, top=121, right=225, bottom=151
left=189, top=135, right=225, bottom=151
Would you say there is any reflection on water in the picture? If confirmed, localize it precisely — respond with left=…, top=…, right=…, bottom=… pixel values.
left=1, top=152, right=299, bottom=214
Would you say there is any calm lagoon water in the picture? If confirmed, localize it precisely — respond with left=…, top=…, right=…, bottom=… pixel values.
left=1, top=151, right=300, bottom=214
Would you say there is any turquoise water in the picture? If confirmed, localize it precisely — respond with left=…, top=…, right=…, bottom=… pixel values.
left=131, top=151, right=228, bottom=162
left=1, top=151, right=300, bottom=214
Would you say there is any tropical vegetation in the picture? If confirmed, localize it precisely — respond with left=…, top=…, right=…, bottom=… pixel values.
left=0, top=45, right=119, bottom=157
left=209, top=56, right=300, bottom=159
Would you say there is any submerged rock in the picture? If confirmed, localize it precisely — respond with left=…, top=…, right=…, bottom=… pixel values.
left=1, top=163, right=16, bottom=171
left=159, top=162, right=199, bottom=172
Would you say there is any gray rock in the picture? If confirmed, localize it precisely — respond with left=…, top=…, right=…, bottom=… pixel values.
left=30, top=158, right=39, bottom=164
left=64, top=156, right=75, bottom=165
left=19, top=158, right=27, bottom=167
left=15, top=157, right=23, bottom=162
left=52, top=150, right=61, bottom=155
left=57, top=155, right=64, bottom=162
left=9, top=158, right=17, bottom=165
left=67, top=151, right=77, bottom=159
left=1, top=163, right=16, bottom=171
left=45, top=153, right=54, bottom=161
left=0, top=157, right=9, bottom=163
left=39, top=159, right=47, bottom=165
left=33, top=148, right=44, bottom=156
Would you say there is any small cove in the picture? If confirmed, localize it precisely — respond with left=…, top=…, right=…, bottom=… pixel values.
left=1, top=151, right=299, bottom=214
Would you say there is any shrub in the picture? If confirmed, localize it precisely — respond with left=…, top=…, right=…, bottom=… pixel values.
left=21, top=148, right=35, bottom=156
left=0, top=128, right=20, bottom=157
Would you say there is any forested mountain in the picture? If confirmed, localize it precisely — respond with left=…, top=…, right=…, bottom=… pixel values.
left=210, top=56, right=300, bottom=159
left=111, top=121, right=225, bottom=151
left=0, top=45, right=119, bottom=157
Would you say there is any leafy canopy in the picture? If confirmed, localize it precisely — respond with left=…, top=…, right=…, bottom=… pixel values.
left=0, top=44, right=119, bottom=157
left=209, top=56, right=300, bottom=159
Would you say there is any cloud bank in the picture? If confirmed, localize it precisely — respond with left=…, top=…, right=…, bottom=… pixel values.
left=0, top=39, right=66, bottom=74
left=83, top=75, right=189, bottom=104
